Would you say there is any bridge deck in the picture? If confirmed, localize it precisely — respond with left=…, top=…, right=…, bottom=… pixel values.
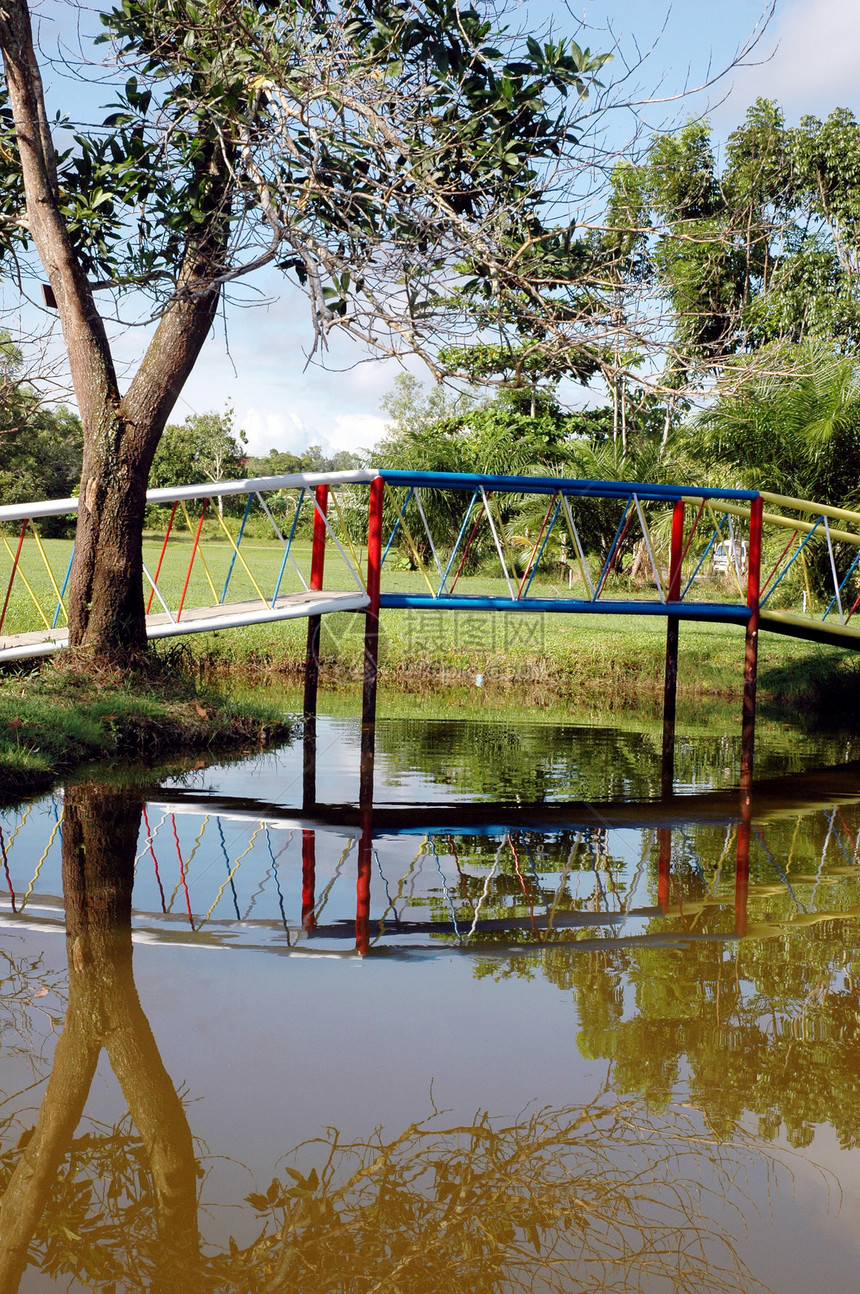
left=0, top=590, right=370, bottom=661
left=3, top=593, right=854, bottom=663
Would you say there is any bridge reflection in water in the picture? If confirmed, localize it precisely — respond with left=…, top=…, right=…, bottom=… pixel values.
left=2, top=762, right=859, bottom=958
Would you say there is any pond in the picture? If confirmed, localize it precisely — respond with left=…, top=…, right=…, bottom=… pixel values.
left=2, top=687, right=860, bottom=1292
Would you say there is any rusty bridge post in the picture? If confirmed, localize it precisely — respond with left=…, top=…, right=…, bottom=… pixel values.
left=661, top=499, right=686, bottom=798
left=301, top=829, right=316, bottom=931
left=740, top=495, right=763, bottom=806
left=356, top=810, right=373, bottom=956
left=359, top=475, right=384, bottom=809
left=657, top=826, right=671, bottom=913
left=734, top=807, right=751, bottom=937
left=303, top=482, right=329, bottom=810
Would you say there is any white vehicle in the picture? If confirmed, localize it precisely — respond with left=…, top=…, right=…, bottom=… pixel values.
left=712, top=539, right=748, bottom=575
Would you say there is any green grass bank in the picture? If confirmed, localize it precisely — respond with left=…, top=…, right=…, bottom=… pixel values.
left=4, top=530, right=856, bottom=709
left=0, top=653, right=293, bottom=801
left=183, top=603, right=860, bottom=718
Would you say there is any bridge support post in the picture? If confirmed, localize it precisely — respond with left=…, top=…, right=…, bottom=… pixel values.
left=657, top=827, right=671, bottom=913
left=360, top=476, right=384, bottom=808
left=661, top=500, right=685, bottom=797
left=740, top=496, right=763, bottom=806
left=734, top=806, right=751, bottom=937
left=303, top=483, right=329, bottom=810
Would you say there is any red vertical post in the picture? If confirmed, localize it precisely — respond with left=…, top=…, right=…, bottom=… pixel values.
left=301, top=829, right=316, bottom=931
left=661, top=499, right=685, bottom=798
left=308, top=483, right=329, bottom=593
left=734, top=811, right=751, bottom=938
left=177, top=500, right=208, bottom=621
left=359, top=475, right=384, bottom=808
left=356, top=810, right=372, bottom=956
left=147, top=500, right=178, bottom=614
left=303, top=483, right=329, bottom=810
left=0, top=519, right=27, bottom=636
left=657, top=827, right=671, bottom=913
left=740, top=495, right=763, bottom=806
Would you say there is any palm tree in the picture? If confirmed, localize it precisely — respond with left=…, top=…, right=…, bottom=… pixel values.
left=688, top=342, right=860, bottom=507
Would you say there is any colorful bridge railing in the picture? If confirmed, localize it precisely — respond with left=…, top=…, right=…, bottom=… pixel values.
left=3, top=469, right=860, bottom=656
left=374, top=473, right=860, bottom=649
left=0, top=470, right=375, bottom=661
left=374, top=470, right=762, bottom=625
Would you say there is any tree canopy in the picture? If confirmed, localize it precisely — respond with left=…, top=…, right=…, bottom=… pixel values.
left=604, top=100, right=860, bottom=382
left=0, top=0, right=610, bottom=659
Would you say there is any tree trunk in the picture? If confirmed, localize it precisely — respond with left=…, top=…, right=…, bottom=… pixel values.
left=0, top=1005, right=100, bottom=1291
left=68, top=271, right=223, bottom=657
left=0, top=784, right=201, bottom=1291
left=68, top=411, right=152, bottom=654
left=0, top=0, right=229, bottom=662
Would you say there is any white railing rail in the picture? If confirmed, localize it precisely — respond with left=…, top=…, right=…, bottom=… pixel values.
left=0, top=469, right=380, bottom=525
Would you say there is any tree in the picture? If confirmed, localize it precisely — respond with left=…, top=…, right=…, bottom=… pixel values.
left=377, top=372, right=580, bottom=477
left=0, top=331, right=32, bottom=434
left=0, top=404, right=83, bottom=530
left=0, top=333, right=83, bottom=526
left=374, top=375, right=580, bottom=566
left=149, top=408, right=247, bottom=516
left=380, top=373, right=472, bottom=440
left=0, top=0, right=609, bottom=661
left=605, top=100, right=860, bottom=383
left=687, top=341, right=860, bottom=521
left=374, top=372, right=684, bottom=571
left=0, top=785, right=199, bottom=1292
left=244, top=447, right=304, bottom=477
left=438, top=330, right=600, bottom=419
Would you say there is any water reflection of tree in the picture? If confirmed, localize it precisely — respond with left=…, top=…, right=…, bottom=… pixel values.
left=374, top=713, right=850, bottom=803
left=228, top=1097, right=779, bottom=1294
left=569, top=934, right=860, bottom=1149
left=0, top=941, right=66, bottom=1077
left=377, top=717, right=668, bottom=801
left=0, top=784, right=199, bottom=1292
left=0, top=784, right=787, bottom=1293
left=477, top=811, right=860, bottom=1149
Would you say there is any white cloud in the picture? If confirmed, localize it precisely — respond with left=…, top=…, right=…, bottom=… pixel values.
left=721, top=0, right=860, bottom=118
left=239, top=407, right=312, bottom=457
left=238, top=407, right=387, bottom=460
left=329, top=412, right=388, bottom=454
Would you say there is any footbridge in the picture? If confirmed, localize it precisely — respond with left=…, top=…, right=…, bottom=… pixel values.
left=2, top=468, right=859, bottom=798
left=3, top=469, right=859, bottom=654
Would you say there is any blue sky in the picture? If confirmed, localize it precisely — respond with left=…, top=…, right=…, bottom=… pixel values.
left=9, top=0, right=860, bottom=458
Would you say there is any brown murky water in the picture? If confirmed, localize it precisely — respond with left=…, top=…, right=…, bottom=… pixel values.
left=2, top=701, right=860, bottom=1292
